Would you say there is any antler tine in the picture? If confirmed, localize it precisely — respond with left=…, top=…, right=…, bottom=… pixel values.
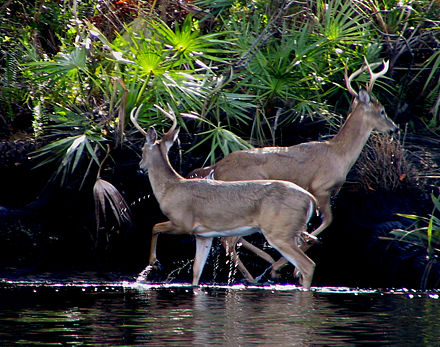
left=130, top=104, right=148, bottom=136
left=345, top=64, right=366, bottom=97
left=345, top=59, right=385, bottom=97
left=365, top=57, right=389, bottom=92
left=154, top=104, right=178, bottom=137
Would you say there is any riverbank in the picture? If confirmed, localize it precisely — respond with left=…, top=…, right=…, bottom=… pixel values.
left=1, top=131, right=439, bottom=289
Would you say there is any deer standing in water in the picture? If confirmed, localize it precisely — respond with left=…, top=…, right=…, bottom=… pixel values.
left=132, top=105, right=319, bottom=288
left=149, top=59, right=398, bottom=282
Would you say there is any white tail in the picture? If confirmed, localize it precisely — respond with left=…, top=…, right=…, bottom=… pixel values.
left=149, top=59, right=398, bottom=282
left=132, top=105, right=318, bottom=288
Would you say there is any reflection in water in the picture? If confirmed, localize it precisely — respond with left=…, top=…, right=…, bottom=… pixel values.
left=192, top=288, right=318, bottom=345
left=0, top=281, right=439, bottom=345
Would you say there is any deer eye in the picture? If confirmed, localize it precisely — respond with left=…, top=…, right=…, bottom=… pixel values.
left=380, top=109, right=386, bottom=118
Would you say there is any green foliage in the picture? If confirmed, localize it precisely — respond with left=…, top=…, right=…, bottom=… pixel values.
left=23, top=9, right=256, bottom=183
left=153, top=15, right=232, bottom=66
left=393, top=193, right=440, bottom=258
left=32, top=129, right=105, bottom=184
left=390, top=192, right=440, bottom=288
left=2, top=0, right=440, bottom=248
left=6, top=0, right=440, bottom=160
left=0, top=0, right=96, bottom=123
left=2, top=1, right=438, bottom=179
left=355, top=0, right=440, bottom=127
left=0, top=44, right=24, bottom=120
left=218, top=0, right=383, bottom=145
left=184, top=112, right=253, bottom=165
left=317, top=0, right=370, bottom=46
left=420, top=49, right=440, bottom=127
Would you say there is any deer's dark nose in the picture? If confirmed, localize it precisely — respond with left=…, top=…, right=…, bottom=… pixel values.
left=390, top=124, right=399, bottom=134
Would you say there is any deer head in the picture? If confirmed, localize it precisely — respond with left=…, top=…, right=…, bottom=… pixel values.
left=345, top=58, right=397, bottom=133
left=130, top=105, right=180, bottom=173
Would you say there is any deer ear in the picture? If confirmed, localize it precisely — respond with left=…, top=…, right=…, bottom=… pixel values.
left=357, top=89, right=371, bottom=104
left=146, top=127, right=157, bottom=145
left=164, top=127, right=180, bottom=151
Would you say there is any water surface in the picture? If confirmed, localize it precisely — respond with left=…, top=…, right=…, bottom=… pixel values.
left=0, top=279, right=439, bottom=345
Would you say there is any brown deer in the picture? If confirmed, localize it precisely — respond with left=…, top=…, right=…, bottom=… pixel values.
left=132, top=105, right=319, bottom=288
left=148, top=59, right=398, bottom=282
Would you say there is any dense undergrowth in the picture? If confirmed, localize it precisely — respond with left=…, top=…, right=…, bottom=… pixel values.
left=0, top=0, right=440, bottom=284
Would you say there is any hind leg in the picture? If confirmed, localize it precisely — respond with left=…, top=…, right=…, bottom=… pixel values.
left=221, top=237, right=257, bottom=284
left=221, top=236, right=276, bottom=283
left=239, top=238, right=276, bottom=264
left=263, top=231, right=315, bottom=289
left=269, top=230, right=318, bottom=278
left=269, top=196, right=332, bottom=278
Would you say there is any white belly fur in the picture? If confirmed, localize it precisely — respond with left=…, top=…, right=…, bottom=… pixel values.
left=193, top=225, right=261, bottom=238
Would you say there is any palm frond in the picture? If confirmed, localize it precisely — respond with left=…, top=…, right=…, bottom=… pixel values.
left=93, top=178, right=132, bottom=231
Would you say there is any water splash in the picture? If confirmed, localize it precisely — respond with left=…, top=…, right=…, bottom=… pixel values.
left=136, top=265, right=156, bottom=282
left=1, top=278, right=440, bottom=298
left=164, top=259, right=193, bottom=283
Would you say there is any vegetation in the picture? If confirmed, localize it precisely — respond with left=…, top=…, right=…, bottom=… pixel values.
left=395, top=192, right=440, bottom=261
left=355, top=132, right=416, bottom=192
left=1, top=0, right=440, bottom=259
left=383, top=192, right=440, bottom=289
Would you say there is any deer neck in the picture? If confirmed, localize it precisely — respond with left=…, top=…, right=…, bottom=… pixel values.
left=147, top=144, right=183, bottom=202
left=330, top=107, right=373, bottom=172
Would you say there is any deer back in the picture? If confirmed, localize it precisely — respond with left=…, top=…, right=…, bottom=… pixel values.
left=188, top=60, right=397, bottom=199
left=162, top=178, right=316, bottom=234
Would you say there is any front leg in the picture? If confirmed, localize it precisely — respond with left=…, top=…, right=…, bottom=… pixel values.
left=193, top=237, right=214, bottom=285
left=150, top=221, right=186, bottom=265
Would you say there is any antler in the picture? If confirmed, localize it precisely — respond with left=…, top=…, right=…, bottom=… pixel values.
left=365, top=57, right=389, bottom=92
left=345, top=59, right=387, bottom=97
left=130, top=103, right=178, bottom=139
left=154, top=104, right=178, bottom=138
left=130, top=104, right=148, bottom=136
left=345, top=64, right=365, bottom=97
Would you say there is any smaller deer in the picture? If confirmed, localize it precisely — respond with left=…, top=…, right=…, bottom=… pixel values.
left=132, top=105, right=318, bottom=288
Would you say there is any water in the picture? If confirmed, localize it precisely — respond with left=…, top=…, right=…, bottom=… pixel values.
left=1, top=278, right=439, bottom=345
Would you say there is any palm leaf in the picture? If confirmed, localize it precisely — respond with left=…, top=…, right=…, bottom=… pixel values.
left=93, top=178, right=132, bottom=231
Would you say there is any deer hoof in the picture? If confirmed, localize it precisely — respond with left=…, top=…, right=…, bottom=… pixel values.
left=300, top=232, right=318, bottom=245
left=255, top=266, right=277, bottom=283
left=149, top=260, right=163, bottom=270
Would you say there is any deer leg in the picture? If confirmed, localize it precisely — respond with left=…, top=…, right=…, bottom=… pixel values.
left=240, top=238, right=276, bottom=264
left=270, top=195, right=333, bottom=278
left=220, top=236, right=276, bottom=283
left=267, top=230, right=315, bottom=279
left=263, top=231, right=315, bottom=289
left=193, top=236, right=214, bottom=285
left=310, top=194, right=332, bottom=238
left=150, top=222, right=167, bottom=265
left=291, top=197, right=333, bottom=274
left=221, top=237, right=257, bottom=284
left=150, top=221, right=186, bottom=265
left=300, top=231, right=318, bottom=245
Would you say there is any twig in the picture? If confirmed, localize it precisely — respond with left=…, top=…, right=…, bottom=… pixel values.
left=0, top=0, right=13, bottom=12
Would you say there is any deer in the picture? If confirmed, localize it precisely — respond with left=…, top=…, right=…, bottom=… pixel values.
left=131, top=104, right=319, bottom=288
left=147, top=58, right=398, bottom=282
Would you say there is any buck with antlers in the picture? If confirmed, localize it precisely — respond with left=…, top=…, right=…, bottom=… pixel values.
left=148, top=58, right=398, bottom=282
left=132, top=105, right=319, bottom=288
